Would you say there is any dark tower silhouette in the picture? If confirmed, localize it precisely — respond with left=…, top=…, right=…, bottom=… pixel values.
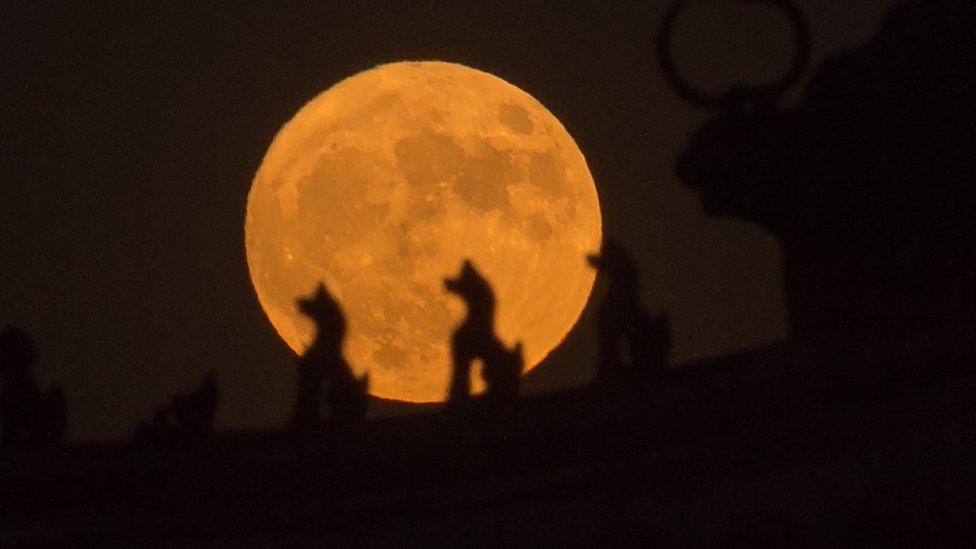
left=588, top=238, right=671, bottom=387
left=291, top=283, right=368, bottom=428
left=659, top=0, right=976, bottom=357
left=0, top=327, right=66, bottom=447
left=444, top=260, right=524, bottom=404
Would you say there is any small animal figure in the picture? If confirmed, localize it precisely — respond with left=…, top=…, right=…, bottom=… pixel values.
left=588, top=239, right=671, bottom=387
left=292, top=283, right=368, bottom=428
left=444, top=260, right=524, bottom=404
left=134, top=373, right=218, bottom=442
left=0, top=327, right=67, bottom=447
left=172, top=372, right=218, bottom=436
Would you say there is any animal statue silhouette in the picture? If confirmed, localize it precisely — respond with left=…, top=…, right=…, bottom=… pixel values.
left=444, top=260, right=524, bottom=404
left=171, top=372, right=218, bottom=436
left=588, top=238, right=671, bottom=387
left=659, top=0, right=976, bottom=353
left=134, top=373, right=218, bottom=441
left=291, top=283, right=368, bottom=427
left=0, top=327, right=67, bottom=447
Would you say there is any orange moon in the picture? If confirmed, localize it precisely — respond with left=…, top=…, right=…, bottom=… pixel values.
left=245, top=61, right=601, bottom=402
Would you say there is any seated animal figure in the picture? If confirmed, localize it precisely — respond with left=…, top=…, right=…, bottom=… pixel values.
left=292, top=283, right=368, bottom=427
left=444, top=260, right=524, bottom=404
left=171, top=372, right=218, bottom=436
left=0, top=327, right=67, bottom=447
left=134, top=373, right=218, bottom=442
left=588, top=238, right=671, bottom=387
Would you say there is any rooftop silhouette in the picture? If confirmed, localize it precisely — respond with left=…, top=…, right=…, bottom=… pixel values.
left=4, top=0, right=976, bottom=544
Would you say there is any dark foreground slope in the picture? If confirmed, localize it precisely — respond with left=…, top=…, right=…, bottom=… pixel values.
left=4, top=330, right=976, bottom=546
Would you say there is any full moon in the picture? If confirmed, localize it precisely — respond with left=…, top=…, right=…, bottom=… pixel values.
left=246, top=61, right=601, bottom=402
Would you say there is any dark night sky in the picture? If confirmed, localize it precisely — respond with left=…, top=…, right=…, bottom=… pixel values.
left=1, top=1, right=893, bottom=440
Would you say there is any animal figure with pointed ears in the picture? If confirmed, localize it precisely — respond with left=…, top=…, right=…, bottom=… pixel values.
left=444, top=260, right=524, bottom=404
left=292, top=283, right=368, bottom=427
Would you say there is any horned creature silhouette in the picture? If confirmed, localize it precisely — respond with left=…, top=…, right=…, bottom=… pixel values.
left=660, top=0, right=976, bottom=348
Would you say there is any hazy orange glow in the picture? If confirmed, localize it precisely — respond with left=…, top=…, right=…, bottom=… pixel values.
left=245, top=61, right=601, bottom=402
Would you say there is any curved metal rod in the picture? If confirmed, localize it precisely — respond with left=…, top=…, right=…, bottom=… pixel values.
left=657, top=0, right=812, bottom=109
